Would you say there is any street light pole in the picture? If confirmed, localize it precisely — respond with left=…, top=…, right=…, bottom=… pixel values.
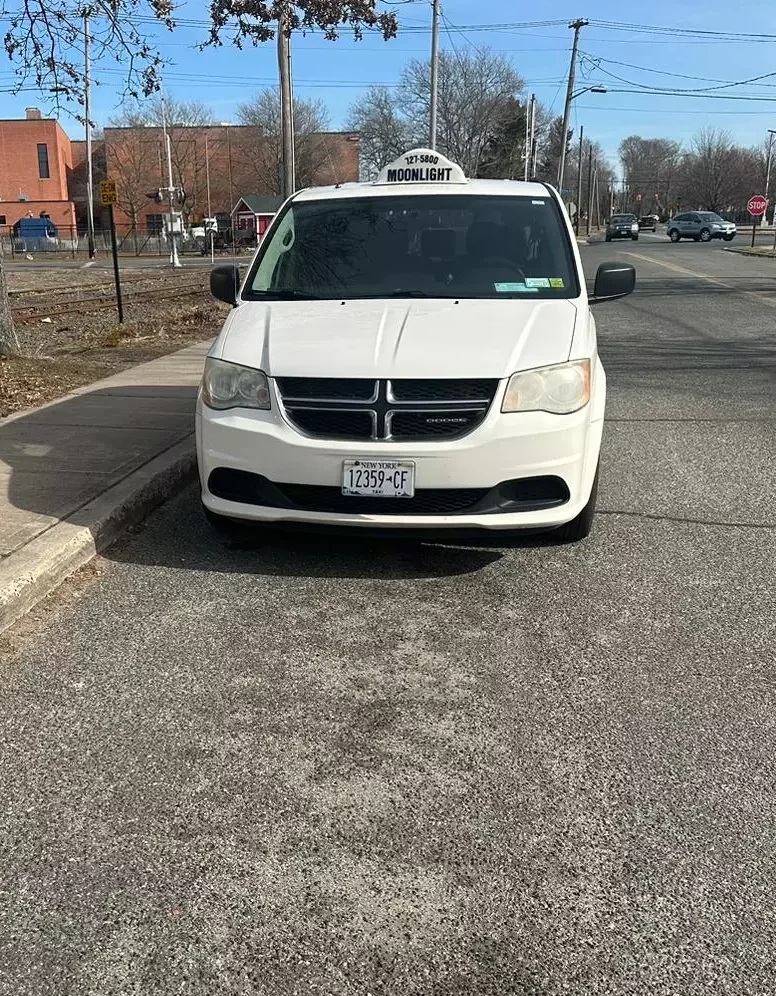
left=429, top=0, right=440, bottom=150
left=557, top=18, right=588, bottom=195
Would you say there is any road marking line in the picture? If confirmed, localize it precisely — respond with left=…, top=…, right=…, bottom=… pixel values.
left=623, top=250, right=776, bottom=309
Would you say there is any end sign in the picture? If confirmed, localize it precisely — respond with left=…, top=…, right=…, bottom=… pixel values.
left=100, top=178, right=117, bottom=206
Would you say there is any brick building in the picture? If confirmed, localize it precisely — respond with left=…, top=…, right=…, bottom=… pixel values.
left=0, top=108, right=77, bottom=231
left=103, top=124, right=360, bottom=232
left=0, top=109, right=360, bottom=239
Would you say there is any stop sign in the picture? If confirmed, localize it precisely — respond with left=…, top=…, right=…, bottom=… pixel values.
left=748, top=194, right=767, bottom=216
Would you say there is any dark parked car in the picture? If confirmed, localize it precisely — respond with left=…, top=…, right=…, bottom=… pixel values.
left=638, top=215, right=658, bottom=232
left=605, top=214, right=639, bottom=242
left=666, top=212, right=736, bottom=243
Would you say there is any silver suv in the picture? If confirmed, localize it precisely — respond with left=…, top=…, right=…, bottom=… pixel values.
left=667, top=212, right=736, bottom=243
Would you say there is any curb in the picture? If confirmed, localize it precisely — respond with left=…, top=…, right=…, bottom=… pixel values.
left=0, top=437, right=196, bottom=635
left=724, top=247, right=776, bottom=259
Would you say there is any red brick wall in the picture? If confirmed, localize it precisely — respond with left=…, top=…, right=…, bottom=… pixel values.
left=0, top=117, right=77, bottom=231
left=0, top=118, right=72, bottom=202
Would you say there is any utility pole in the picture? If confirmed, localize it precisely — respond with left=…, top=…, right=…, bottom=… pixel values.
left=575, top=125, right=584, bottom=233
left=528, top=94, right=536, bottom=179
left=764, top=128, right=776, bottom=226
left=429, top=0, right=441, bottom=150
left=524, top=97, right=530, bottom=181
left=83, top=8, right=96, bottom=259
left=557, top=18, right=587, bottom=195
left=277, top=7, right=295, bottom=199
left=586, top=145, right=594, bottom=237
left=161, top=99, right=181, bottom=268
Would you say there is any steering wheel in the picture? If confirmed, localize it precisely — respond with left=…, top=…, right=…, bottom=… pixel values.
left=476, top=256, right=527, bottom=281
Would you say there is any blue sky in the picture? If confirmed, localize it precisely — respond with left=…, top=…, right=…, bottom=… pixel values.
left=3, top=0, right=776, bottom=173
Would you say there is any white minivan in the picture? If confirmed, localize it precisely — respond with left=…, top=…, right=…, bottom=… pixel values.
left=196, top=149, right=635, bottom=542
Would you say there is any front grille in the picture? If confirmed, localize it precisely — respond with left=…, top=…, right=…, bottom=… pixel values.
left=276, top=377, right=376, bottom=401
left=208, top=469, right=570, bottom=517
left=277, top=484, right=487, bottom=515
left=287, top=409, right=374, bottom=440
left=388, top=409, right=486, bottom=440
left=389, top=379, right=497, bottom=402
left=275, top=377, right=498, bottom=442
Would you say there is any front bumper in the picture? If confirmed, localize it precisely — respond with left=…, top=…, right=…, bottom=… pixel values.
left=196, top=371, right=605, bottom=532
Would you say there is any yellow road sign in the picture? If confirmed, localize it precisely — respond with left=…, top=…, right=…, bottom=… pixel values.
left=100, top=179, right=117, bottom=206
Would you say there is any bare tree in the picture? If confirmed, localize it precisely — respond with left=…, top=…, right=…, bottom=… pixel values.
left=619, top=136, right=682, bottom=215
left=677, top=129, right=744, bottom=213
left=398, top=49, right=524, bottom=175
left=347, top=86, right=415, bottom=179
left=108, top=99, right=214, bottom=227
left=237, top=89, right=330, bottom=193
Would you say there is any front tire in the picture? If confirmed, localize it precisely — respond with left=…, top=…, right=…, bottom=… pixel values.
left=605, top=234, right=611, bottom=242
left=723, top=233, right=734, bottom=242
left=631, top=234, right=639, bottom=241
left=669, top=229, right=680, bottom=242
left=699, top=227, right=712, bottom=242
left=552, top=469, right=599, bottom=543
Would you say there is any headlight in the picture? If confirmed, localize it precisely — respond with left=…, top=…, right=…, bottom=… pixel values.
left=202, top=357, right=271, bottom=411
left=502, top=359, right=591, bottom=414
left=712, top=224, right=721, bottom=229
left=631, top=223, right=638, bottom=231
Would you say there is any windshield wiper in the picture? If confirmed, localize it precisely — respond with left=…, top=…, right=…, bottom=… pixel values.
left=252, top=289, right=322, bottom=300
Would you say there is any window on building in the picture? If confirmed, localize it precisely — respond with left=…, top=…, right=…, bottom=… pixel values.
left=0, top=215, right=6, bottom=226
left=37, top=143, right=50, bottom=179
left=146, top=214, right=164, bottom=234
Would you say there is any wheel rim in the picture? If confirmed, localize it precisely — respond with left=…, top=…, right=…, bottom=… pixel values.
left=700, top=229, right=711, bottom=241
left=670, top=230, right=679, bottom=241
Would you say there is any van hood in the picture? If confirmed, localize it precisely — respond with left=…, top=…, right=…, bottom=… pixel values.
left=216, top=298, right=579, bottom=379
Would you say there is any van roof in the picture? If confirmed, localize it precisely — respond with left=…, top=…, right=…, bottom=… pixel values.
left=293, top=177, right=554, bottom=203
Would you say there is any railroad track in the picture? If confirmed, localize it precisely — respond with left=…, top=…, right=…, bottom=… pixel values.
left=11, top=284, right=210, bottom=325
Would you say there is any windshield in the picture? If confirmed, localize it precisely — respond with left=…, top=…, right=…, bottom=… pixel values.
left=244, top=193, right=579, bottom=301
left=611, top=215, right=635, bottom=223
left=698, top=212, right=725, bottom=222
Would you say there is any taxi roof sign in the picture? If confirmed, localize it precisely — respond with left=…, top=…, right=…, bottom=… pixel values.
left=374, top=148, right=467, bottom=186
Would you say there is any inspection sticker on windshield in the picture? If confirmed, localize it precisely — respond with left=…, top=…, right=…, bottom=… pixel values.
left=494, top=282, right=539, bottom=293
left=549, top=277, right=565, bottom=288
left=525, top=277, right=550, bottom=288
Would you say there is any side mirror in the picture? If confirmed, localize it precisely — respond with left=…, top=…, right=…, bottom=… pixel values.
left=210, top=264, right=241, bottom=306
left=592, top=261, right=635, bottom=302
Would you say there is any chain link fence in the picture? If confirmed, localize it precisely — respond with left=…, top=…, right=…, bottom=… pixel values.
left=1, top=223, right=260, bottom=259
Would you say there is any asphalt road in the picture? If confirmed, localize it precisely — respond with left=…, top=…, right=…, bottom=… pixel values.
left=1, top=241, right=775, bottom=995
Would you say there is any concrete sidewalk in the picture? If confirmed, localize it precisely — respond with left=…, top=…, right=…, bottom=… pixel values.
left=0, top=340, right=210, bottom=632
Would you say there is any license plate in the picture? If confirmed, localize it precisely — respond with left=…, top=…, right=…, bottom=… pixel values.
left=342, top=460, right=415, bottom=498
